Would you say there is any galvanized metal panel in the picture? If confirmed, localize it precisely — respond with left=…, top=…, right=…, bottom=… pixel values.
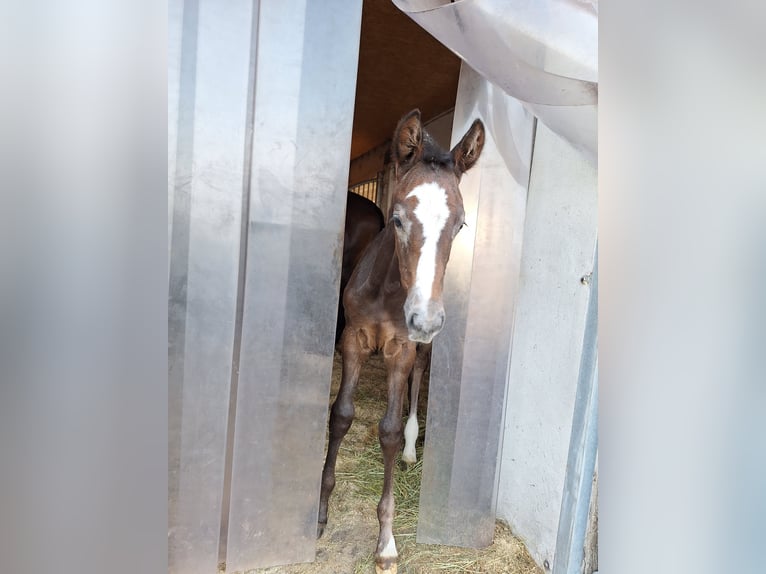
left=168, top=0, right=183, bottom=275
left=170, top=0, right=362, bottom=571
left=168, top=0, right=259, bottom=572
left=417, top=64, right=535, bottom=547
left=554, top=249, right=598, bottom=574
left=223, top=0, right=363, bottom=570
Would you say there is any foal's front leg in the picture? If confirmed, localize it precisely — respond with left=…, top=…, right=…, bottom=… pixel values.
left=375, top=340, right=416, bottom=574
left=318, top=327, right=370, bottom=537
left=403, top=342, right=431, bottom=466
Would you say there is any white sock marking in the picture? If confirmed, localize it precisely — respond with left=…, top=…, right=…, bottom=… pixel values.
left=403, top=414, right=419, bottom=463
left=380, top=535, right=398, bottom=558
left=406, top=182, right=449, bottom=305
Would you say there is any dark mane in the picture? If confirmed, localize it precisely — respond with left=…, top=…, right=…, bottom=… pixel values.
left=385, top=128, right=454, bottom=170
left=421, top=130, right=454, bottom=169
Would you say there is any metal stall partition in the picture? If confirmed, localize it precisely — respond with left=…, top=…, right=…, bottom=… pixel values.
left=168, top=1, right=363, bottom=572
left=169, top=0, right=255, bottom=572
left=223, top=0, right=363, bottom=570
left=417, top=64, right=535, bottom=548
left=168, top=0, right=183, bottom=277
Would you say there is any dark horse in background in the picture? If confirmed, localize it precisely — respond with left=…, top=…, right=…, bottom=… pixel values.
left=321, top=109, right=485, bottom=574
left=337, top=192, right=385, bottom=345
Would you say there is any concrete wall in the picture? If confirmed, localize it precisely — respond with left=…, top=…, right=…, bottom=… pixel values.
left=495, top=122, right=597, bottom=570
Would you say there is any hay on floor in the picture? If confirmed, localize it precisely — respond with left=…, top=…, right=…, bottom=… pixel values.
left=253, top=352, right=542, bottom=574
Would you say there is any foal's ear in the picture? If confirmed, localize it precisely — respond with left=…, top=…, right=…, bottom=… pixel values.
left=451, top=119, right=485, bottom=175
left=391, top=109, right=424, bottom=172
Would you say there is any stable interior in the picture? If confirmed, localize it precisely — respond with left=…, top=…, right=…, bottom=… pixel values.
left=346, top=0, right=460, bottom=214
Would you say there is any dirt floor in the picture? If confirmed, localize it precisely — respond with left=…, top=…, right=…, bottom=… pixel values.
left=252, top=352, right=543, bottom=574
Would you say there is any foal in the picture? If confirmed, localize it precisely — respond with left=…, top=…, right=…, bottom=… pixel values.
left=319, top=110, right=485, bottom=574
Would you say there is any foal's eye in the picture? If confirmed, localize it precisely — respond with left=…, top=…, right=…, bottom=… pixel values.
left=392, top=215, right=403, bottom=229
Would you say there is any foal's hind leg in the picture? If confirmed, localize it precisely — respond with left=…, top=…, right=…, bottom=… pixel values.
left=318, top=327, right=370, bottom=538
left=402, top=342, right=431, bottom=466
left=375, top=339, right=416, bottom=574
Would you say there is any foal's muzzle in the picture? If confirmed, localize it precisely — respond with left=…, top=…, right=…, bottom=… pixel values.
left=405, top=303, right=445, bottom=343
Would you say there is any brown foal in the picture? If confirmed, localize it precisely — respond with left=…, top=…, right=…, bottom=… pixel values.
left=319, top=109, right=485, bottom=574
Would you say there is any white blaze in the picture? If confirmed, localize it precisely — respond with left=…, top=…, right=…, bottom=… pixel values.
left=406, top=182, right=449, bottom=303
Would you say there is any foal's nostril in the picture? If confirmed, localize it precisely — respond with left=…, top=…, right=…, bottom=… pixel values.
left=409, top=313, right=419, bottom=329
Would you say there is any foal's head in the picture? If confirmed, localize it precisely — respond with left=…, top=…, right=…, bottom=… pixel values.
left=388, top=109, right=485, bottom=343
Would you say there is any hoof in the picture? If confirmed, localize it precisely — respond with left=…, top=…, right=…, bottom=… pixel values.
left=375, top=563, right=397, bottom=574
left=317, top=522, right=326, bottom=539
left=401, top=452, right=417, bottom=465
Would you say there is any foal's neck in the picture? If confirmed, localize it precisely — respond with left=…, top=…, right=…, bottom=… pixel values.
left=352, top=225, right=404, bottom=301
